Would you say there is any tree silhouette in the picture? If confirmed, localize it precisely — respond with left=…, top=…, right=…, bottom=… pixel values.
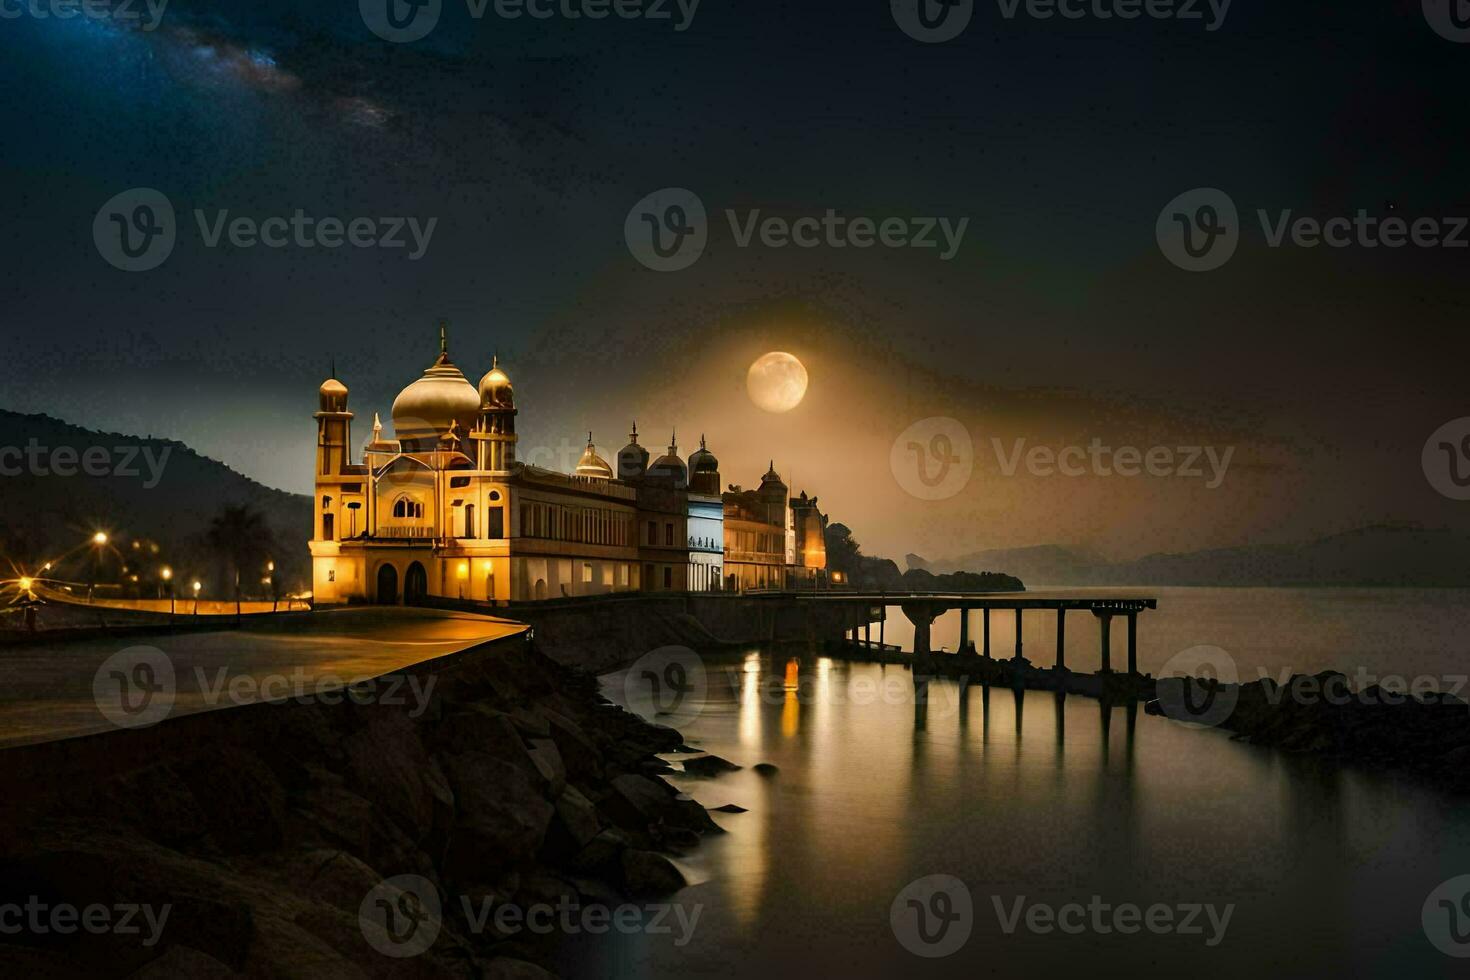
left=206, top=504, right=273, bottom=618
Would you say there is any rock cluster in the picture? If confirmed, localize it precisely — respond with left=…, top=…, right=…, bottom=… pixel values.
left=0, top=637, right=722, bottom=977
left=1147, top=670, right=1470, bottom=781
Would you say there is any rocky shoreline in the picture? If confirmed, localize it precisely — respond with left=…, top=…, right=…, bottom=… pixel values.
left=0, top=634, right=722, bottom=977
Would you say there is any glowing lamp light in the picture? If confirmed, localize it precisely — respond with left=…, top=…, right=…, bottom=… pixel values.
left=161, top=567, right=173, bottom=581
left=192, top=581, right=202, bottom=593
left=18, top=577, right=32, bottom=591
left=456, top=561, right=469, bottom=579
left=92, top=532, right=109, bottom=546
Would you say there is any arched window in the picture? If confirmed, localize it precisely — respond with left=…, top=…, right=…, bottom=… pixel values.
left=392, top=496, right=423, bottom=519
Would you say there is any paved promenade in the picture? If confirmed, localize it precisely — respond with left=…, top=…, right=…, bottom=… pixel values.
left=0, top=607, right=525, bottom=749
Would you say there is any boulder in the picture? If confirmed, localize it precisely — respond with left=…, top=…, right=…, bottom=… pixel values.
left=681, top=754, right=741, bottom=777
left=441, top=753, right=554, bottom=876
left=619, top=849, right=686, bottom=898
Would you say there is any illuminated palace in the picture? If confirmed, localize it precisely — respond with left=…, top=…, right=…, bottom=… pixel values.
left=309, top=328, right=828, bottom=604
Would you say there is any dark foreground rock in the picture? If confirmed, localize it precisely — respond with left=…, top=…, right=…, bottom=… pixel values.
left=0, top=635, right=720, bottom=977
left=1146, top=670, right=1470, bottom=785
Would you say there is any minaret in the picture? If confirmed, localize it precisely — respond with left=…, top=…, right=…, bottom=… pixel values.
left=314, top=367, right=352, bottom=478
left=473, top=353, right=518, bottom=472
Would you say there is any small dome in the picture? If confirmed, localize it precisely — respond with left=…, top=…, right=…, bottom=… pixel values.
left=575, top=433, right=613, bottom=479
left=761, top=460, right=786, bottom=487
left=478, top=355, right=514, bottom=409
left=318, top=376, right=348, bottom=413
left=392, top=351, right=480, bottom=447
left=688, top=434, right=719, bottom=474
left=618, top=422, right=649, bottom=480
left=648, top=431, right=688, bottom=488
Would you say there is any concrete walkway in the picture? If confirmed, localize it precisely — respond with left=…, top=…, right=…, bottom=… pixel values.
left=0, top=606, right=526, bottom=749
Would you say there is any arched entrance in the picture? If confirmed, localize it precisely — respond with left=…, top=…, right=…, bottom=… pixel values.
left=404, top=562, right=428, bottom=605
left=533, top=578, right=547, bottom=601
left=376, top=564, right=399, bottom=605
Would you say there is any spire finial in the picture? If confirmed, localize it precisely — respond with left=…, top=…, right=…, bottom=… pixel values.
left=492, top=351, right=498, bottom=369
left=671, top=428, right=678, bottom=449
left=330, top=357, right=336, bottom=380
left=700, top=433, right=706, bottom=449
left=438, top=319, right=448, bottom=355
left=587, top=430, right=594, bottom=446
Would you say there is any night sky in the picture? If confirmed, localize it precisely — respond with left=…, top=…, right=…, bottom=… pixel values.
left=2, top=0, right=1467, bottom=561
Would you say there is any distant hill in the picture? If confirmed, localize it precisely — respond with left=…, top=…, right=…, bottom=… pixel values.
left=925, top=525, right=1470, bottom=587
left=0, top=411, right=311, bottom=594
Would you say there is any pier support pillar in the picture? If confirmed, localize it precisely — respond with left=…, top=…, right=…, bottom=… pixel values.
left=1097, top=613, right=1113, bottom=673
left=901, top=602, right=938, bottom=668
left=864, top=622, right=871, bottom=647
left=982, top=608, right=991, bottom=659
left=1127, top=613, right=1137, bottom=675
left=1056, top=609, right=1067, bottom=671
left=959, top=607, right=970, bottom=653
left=1014, top=608, right=1024, bottom=662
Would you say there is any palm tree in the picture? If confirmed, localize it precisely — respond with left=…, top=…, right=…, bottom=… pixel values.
left=205, top=505, right=273, bottom=619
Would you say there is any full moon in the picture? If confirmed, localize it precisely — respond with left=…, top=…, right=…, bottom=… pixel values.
left=747, top=351, right=808, bottom=413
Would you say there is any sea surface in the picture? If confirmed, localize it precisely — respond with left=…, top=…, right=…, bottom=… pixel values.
left=570, top=588, right=1470, bottom=979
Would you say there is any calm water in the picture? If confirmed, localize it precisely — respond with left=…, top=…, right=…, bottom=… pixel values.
left=572, top=588, right=1470, bottom=979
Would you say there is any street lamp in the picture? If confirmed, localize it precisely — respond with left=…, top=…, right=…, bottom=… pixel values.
left=161, top=567, right=174, bottom=615
left=192, top=580, right=201, bottom=616
left=18, top=576, right=32, bottom=593
left=89, top=531, right=109, bottom=601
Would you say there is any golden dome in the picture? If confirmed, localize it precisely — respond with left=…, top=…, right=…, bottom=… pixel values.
left=576, top=433, right=613, bottom=479
left=478, top=355, right=514, bottom=408
left=392, top=351, right=480, bottom=446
